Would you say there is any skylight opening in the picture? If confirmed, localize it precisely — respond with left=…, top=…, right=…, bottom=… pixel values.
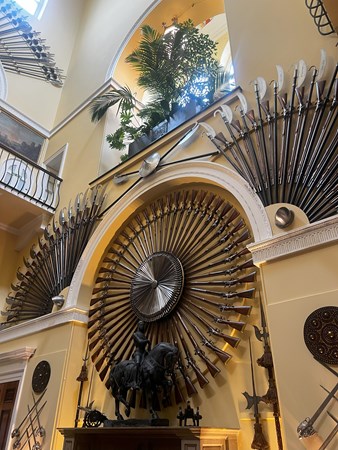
left=14, top=0, right=48, bottom=20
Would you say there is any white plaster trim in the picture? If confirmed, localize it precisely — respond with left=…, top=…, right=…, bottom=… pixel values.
left=248, top=214, right=338, bottom=265
left=0, top=60, right=8, bottom=101
left=67, top=161, right=272, bottom=309
left=105, top=0, right=161, bottom=80
left=0, top=221, right=19, bottom=235
left=0, top=307, right=88, bottom=344
left=0, top=347, right=35, bottom=365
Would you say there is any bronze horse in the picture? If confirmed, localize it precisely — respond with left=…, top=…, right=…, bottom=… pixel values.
left=109, top=342, right=179, bottom=420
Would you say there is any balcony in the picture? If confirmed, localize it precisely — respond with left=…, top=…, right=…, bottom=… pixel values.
left=0, top=144, right=62, bottom=249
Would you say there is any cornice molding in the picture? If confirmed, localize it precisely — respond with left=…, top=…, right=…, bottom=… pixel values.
left=0, top=347, right=36, bottom=365
left=248, top=215, right=338, bottom=265
left=0, top=307, right=88, bottom=344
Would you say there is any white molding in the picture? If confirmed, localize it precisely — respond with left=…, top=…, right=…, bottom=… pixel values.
left=67, top=161, right=272, bottom=308
left=0, top=307, right=88, bottom=344
left=248, top=214, right=338, bottom=265
left=50, top=79, right=115, bottom=136
left=0, top=347, right=36, bottom=365
left=0, top=60, right=8, bottom=101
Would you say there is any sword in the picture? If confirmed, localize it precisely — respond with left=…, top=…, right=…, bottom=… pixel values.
left=297, top=382, right=338, bottom=438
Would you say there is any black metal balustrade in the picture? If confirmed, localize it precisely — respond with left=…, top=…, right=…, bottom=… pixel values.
left=305, top=0, right=335, bottom=36
left=0, top=144, right=62, bottom=211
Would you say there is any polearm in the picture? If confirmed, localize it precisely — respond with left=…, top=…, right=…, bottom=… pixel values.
left=287, top=68, right=318, bottom=203
left=242, top=339, right=269, bottom=449
left=75, top=347, right=89, bottom=428
left=294, top=63, right=338, bottom=204
left=11, top=392, right=46, bottom=438
left=254, top=298, right=284, bottom=450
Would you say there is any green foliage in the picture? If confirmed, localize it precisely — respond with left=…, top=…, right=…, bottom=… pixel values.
left=90, top=20, right=223, bottom=153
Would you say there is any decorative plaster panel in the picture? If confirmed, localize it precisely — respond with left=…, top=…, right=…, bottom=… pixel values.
left=248, top=215, right=338, bottom=265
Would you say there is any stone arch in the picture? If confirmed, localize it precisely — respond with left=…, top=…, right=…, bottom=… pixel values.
left=66, top=161, right=271, bottom=310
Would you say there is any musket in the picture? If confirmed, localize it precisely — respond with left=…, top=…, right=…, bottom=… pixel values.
left=173, top=315, right=209, bottom=388
left=242, top=339, right=269, bottom=449
left=180, top=310, right=232, bottom=365
left=188, top=286, right=255, bottom=301
left=176, top=310, right=221, bottom=378
left=188, top=257, right=254, bottom=279
left=182, top=304, right=240, bottom=348
left=318, top=412, right=338, bottom=450
left=297, top=382, right=338, bottom=438
left=185, top=297, right=247, bottom=332
left=186, top=271, right=256, bottom=288
left=186, top=290, right=252, bottom=316
left=185, top=229, right=250, bottom=273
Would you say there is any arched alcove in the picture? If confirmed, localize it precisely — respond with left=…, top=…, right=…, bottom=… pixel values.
left=67, top=161, right=271, bottom=310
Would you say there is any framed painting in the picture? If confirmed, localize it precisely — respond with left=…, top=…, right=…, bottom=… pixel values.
left=0, top=111, right=44, bottom=163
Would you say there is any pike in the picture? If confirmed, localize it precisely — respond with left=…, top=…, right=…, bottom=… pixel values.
left=294, top=64, right=338, bottom=204
left=287, top=68, right=318, bottom=203
left=234, top=108, right=268, bottom=205
left=253, top=81, right=272, bottom=202
left=242, top=339, right=269, bottom=449
left=277, top=68, right=298, bottom=201
left=180, top=310, right=232, bottom=365
left=301, top=132, right=338, bottom=214
left=182, top=304, right=240, bottom=348
left=173, top=315, right=209, bottom=387
left=297, top=382, right=338, bottom=438
left=216, top=108, right=259, bottom=192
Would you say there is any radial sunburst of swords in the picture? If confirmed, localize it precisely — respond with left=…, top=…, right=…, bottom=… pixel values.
left=0, top=0, right=64, bottom=86
left=88, top=189, right=256, bottom=399
left=207, top=62, right=338, bottom=223
left=0, top=185, right=106, bottom=327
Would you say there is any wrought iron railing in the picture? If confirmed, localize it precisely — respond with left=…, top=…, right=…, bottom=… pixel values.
left=305, top=0, right=335, bottom=35
left=0, top=144, right=62, bottom=210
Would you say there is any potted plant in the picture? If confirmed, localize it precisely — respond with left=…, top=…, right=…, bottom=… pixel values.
left=90, top=20, right=232, bottom=159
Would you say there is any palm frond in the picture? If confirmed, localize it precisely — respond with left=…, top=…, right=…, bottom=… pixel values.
left=90, top=86, right=136, bottom=122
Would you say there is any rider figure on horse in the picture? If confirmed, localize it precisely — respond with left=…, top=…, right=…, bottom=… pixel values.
left=132, top=320, right=151, bottom=389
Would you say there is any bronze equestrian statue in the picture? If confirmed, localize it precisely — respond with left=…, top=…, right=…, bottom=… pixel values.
left=109, top=322, right=179, bottom=420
